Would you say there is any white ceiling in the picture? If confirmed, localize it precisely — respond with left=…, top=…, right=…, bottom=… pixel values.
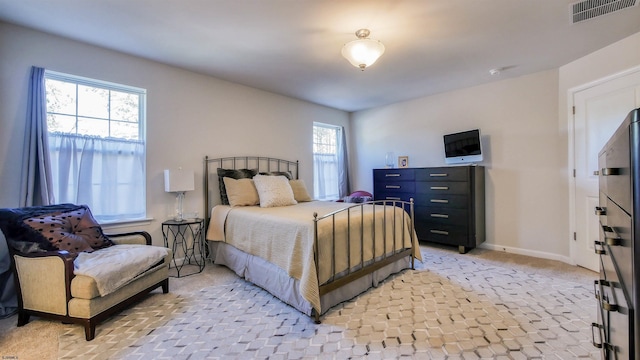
left=1, top=0, right=639, bottom=112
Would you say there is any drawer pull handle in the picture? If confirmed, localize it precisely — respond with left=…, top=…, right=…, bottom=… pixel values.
left=594, top=206, right=606, bottom=215
left=385, top=173, right=401, bottom=177
left=591, top=322, right=603, bottom=349
left=385, top=197, right=401, bottom=200
left=594, top=280, right=619, bottom=312
left=430, top=186, right=449, bottom=190
left=430, top=199, right=449, bottom=204
left=601, top=168, right=619, bottom=176
left=605, top=237, right=621, bottom=246
left=602, top=301, right=618, bottom=312
left=594, top=279, right=610, bottom=300
left=430, top=230, right=449, bottom=235
left=429, top=173, right=448, bottom=177
left=385, top=185, right=401, bottom=189
left=430, top=213, right=449, bottom=219
left=594, top=240, right=606, bottom=255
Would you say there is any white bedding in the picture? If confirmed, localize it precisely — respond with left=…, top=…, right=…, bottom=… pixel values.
left=74, top=244, right=169, bottom=296
left=206, top=201, right=419, bottom=314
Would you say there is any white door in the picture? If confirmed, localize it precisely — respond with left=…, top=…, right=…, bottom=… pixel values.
left=572, top=70, right=640, bottom=271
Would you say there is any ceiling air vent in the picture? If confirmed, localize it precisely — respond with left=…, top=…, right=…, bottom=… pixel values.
left=571, top=0, right=638, bottom=23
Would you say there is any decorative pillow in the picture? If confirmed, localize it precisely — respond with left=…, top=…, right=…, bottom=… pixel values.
left=343, top=195, right=374, bottom=203
left=223, top=178, right=260, bottom=207
left=259, top=171, right=293, bottom=180
left=22, top=206, right=113, bottom=253
left=289, top=180, right=312, bottom=202
left=217, top=168, right=258, bottom=205
left=253, top=175, right=297, bottom=208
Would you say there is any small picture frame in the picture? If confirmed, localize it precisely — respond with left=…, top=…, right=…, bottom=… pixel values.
left=398, top=156, right=409, bottom=168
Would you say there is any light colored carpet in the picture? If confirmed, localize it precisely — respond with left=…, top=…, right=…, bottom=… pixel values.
left=0, top=244, right=598, bottom=359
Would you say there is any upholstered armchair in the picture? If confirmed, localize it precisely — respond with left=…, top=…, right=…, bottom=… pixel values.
left=0, top=204, right=171, bottom=341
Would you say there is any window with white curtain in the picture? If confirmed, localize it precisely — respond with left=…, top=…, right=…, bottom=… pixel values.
left=313, top=122, right=341, bottom=200
left=44, top=70, right=146, bottom=222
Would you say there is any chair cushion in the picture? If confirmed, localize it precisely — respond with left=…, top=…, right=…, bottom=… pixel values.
left=71, top=259, right=166, bottom=300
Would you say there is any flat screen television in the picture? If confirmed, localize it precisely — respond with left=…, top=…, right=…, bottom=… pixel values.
left=443, top=129, right=483, bottom=164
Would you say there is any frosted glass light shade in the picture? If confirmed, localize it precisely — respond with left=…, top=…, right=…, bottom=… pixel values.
left=342, top=37, right=385, bottom=70
left=164, top=169, right=195, bottom=193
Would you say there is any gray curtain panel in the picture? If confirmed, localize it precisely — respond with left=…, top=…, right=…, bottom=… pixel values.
left=337, top=126, right=350, bottom=198
left=19, top=66, right=54, bottom=207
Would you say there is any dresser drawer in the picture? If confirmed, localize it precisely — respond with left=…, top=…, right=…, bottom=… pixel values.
left=374, top=168, right=415, bottom=182
left=374, top=181, right=415, bottom=194
left=416, top=167, right=469, bottom=182
left=602, top=198, right=632, bottom=300
left=596, top=251, right=632, bottom=360
left=415, top=193, right=468, bottom=209
left=416, top=181, right=469, bottom=195
left=415, top=206, right=468, bottom=226
left=414, top=222, right=469, bottom=245
left=599, top=124, right=631, bottom=213
left=375, top=192, right=413, bottom=202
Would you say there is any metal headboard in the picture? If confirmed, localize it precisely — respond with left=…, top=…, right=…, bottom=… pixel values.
left=203, top=156, right=299, bottom=222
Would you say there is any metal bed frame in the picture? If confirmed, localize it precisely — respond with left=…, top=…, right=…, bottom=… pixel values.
left=204, top=155, right=416, bottom=322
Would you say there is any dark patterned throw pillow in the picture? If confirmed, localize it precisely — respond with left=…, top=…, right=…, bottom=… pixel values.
left=22, top=206, right=113, bottom=253
left=258, top=171, right=293, bottom=180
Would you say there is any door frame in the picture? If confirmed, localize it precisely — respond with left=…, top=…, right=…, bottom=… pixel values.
left=568, top=65, right=640, bottom=267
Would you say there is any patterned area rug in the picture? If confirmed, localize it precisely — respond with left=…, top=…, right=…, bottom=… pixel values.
left=58, top=250, right=599, bottom=359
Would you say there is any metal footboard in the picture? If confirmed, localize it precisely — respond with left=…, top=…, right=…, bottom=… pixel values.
left=312, top=199, right=416, bottom=323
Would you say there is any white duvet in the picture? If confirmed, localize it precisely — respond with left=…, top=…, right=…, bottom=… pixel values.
left=74, top=244, right=169, bottom=296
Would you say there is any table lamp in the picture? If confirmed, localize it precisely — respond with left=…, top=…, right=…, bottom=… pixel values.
left=164, top=168, right=195, bottom=221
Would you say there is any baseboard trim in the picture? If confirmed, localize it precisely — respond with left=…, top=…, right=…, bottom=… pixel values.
left=478, top=243, right=574, bottom=266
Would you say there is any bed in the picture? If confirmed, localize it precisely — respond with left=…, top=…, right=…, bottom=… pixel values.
left=204, top=156, right=420, bottom=322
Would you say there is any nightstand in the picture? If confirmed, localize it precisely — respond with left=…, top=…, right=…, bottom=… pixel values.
left=161, top=218, right=205, bottom=277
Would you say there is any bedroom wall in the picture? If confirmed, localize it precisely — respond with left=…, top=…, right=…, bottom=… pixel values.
left=0, top=22, right=349, bottom=244
left=558, top=31, right=640, bottom=264
left=350, top=30, right=640, bottom=263
left=350, top=70, right=566, bottom=261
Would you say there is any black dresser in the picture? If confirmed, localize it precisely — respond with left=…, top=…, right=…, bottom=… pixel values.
left=594, top=108, right=640, bottom=359
left=373, top=166, right=485, bottom=253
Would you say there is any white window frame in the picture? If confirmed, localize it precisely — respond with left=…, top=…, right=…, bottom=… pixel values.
left=44, top=70, right=147, bottom=223
left=313, top=122, right=341, bottom=201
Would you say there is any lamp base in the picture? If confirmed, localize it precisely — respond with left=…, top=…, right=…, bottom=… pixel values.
left=174, top=192, right=186, bottom=221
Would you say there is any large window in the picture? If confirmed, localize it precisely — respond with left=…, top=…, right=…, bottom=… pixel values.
left=313, top=123, right=341, bottom=200
left=45, top=71, right=146, bottom=222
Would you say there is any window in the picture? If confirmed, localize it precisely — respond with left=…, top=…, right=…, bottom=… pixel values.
left=44, top=71, right=146, bottom=222
left=313, top=123, right=341, bottom=200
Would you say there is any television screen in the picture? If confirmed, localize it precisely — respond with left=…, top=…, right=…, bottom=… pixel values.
left=443, top=129, right=483, bottom=164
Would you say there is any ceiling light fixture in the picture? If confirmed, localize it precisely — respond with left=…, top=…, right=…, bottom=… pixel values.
left=341, top=29, right=385, bottom=71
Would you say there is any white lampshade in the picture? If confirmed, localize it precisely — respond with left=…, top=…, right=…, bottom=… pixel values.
left=164, top=168, right=195, bottom=193
left=341, top=29, right=385, bottom=70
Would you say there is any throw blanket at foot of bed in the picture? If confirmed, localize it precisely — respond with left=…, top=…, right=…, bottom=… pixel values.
left=74, top=244, right=170, bottom=296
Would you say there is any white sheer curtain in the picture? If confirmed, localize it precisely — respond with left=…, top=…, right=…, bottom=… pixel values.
left=313, top=125, right=349, bottom=200
left=313, top=153, right=339, bottom=200
left=48, top=133, right=145, bottom=221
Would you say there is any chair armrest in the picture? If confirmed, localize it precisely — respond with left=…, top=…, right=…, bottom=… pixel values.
left=12, top=250, right=76, bottom=316
left=106, top=231, right=152, bottom=246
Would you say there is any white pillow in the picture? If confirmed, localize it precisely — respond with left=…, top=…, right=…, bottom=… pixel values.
left=222, top=178, right=260, bottom=207
left=289, top=179, right=312, bottom=202
left=253, top=175, right=298, bottom=208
